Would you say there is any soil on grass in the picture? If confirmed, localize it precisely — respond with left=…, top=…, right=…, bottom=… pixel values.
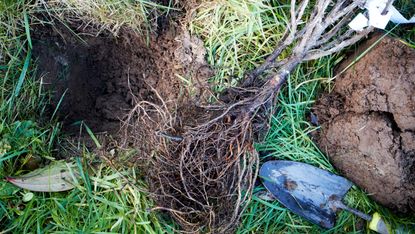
left=32, top=20, right=212, bottom=135
left=313, top=35, right=415, bottom=212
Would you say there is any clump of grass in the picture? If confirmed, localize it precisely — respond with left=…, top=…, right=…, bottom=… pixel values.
left=190, top=0, right=289, bottom=91
left=1, top=154, right=171, bottom=233
left=190, top=0, right=415, bottom=232
left=41, top=0, right=174, bottom=35
left=0, top=0, right=54, bottom=175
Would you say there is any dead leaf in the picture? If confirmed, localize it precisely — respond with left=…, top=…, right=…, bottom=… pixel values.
left=6, top=161, right=80, bottom=192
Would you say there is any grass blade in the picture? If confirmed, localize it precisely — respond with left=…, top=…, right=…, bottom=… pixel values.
left=23, top=10, right=32, bottom=49
left=84, top=124, right=102, bottom=148
left=0, top=149, right=28, bottom=163
left=14, top=49, right=31, bottom=98
left=50, top=89, right=68, bottom=120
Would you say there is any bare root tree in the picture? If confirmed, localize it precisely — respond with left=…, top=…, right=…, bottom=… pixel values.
left=125, top=0, right=374, bottom=233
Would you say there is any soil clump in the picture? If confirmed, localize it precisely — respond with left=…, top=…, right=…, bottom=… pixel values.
left=313, top=35, right=415, bottom=212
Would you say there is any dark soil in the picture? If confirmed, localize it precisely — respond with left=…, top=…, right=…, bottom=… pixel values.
left=33, top=21, right=212, bottom=134
left=313, top=35, right=415, bottom=212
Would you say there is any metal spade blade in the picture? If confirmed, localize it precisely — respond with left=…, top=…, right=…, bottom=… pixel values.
left=259, top=160, right=353, bottom=229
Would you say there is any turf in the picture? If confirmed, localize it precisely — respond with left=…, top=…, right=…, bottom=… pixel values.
left=1, top=0, right=414, bottom=233
left=37, top=0, right=173, bottom=35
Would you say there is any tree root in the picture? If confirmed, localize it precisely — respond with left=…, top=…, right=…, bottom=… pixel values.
left=123, top=0, right=377, bottom=232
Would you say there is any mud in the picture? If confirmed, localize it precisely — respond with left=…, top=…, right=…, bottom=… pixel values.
left=33, top=21, right=212, bottom=134
left=313, top=36, right=415, bottom=212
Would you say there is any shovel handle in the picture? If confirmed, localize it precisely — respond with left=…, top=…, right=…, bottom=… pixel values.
left=369, top=213, right=389, bottom=234
left=335, top=201, right=372, bottom=221
left=335, top=202, right=390, bottom=234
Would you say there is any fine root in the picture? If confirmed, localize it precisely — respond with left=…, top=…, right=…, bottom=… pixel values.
left=123, top=91, right=260, bottom=232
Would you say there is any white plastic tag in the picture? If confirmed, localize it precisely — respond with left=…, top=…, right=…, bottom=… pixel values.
left=389, top=6, right=415, bottom=24
left=367, top=0, right=392, bottom=29
left=349, top=0, right=415, bottom=31
left=349, top=13, right=369, bottom=31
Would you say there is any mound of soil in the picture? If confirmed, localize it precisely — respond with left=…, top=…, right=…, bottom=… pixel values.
left=33, top=21, right=211, bottom=134
left=313, top=36, right=415, bottom=212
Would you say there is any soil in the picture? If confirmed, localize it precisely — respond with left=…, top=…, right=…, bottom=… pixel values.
left=313, top=35, right=415, bottom=212
left=32, top=20, right=212, bottom=134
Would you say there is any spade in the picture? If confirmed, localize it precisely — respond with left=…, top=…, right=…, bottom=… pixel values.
left=259, top=160, right=407, bottom=234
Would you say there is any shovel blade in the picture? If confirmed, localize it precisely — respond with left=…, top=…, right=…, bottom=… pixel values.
left=259, top=160, right=353, bottom=229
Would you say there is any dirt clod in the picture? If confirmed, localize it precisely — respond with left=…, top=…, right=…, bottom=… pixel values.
left=313, top=36, right=415, bottom=212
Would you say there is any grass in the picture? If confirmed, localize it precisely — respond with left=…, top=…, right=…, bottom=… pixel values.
left=0, top=0, right=173, bottom=232
left=189, top=0, right=290, bottom=92
left=41, top=0, right=174, bottom=35
left=2, top=158, right=169, bottom=233
left=1, top=0, right=414, bottom=233
left=236, top=61, right=414, bottom=233
left=190, top=0, right=415, bottom=233
left=0, top=0, right=53, bottom=176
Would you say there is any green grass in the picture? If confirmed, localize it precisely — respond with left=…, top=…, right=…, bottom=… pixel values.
left=40, top=0, right=174, bottom=35
left=2, top=157, right=170, bottom=233
left=0, top=0, right=54, bottom=175
left=0, top=1, right=172, bottom=232
left=190, top=0, right=415, bottom=233
left=190, top=0, right=289, bottom=92
left=236, top=60, right=415, bottom=233
left=1, top=0, right=415, bottom=233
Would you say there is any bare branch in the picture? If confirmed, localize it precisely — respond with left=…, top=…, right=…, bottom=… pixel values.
left=320, top=28, right=354, bottom=51
left=303, top=27, right=373, bottom=61
left=296, top=0, right=310, bottom=22
left=289, top=0, right=297, bottom=40
left=324, top=1, right=360, bottom=28
left=315, top=11, right=355, bottom=47
left=246, top=32, right=289, bottom=80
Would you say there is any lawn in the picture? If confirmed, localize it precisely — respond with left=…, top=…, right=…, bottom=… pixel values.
left=1, top=0, right=414, bottom=233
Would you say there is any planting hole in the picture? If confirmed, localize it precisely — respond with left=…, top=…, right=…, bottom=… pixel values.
left=33, top=23, right=182, bottom=134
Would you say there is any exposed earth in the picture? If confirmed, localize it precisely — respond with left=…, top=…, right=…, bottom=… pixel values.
left=313, top=35, right=415, bottom=213
left=32, top=20, right=212, bottom=134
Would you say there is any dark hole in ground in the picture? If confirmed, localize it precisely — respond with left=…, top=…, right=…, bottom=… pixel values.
left=32, top=22, right=183, bottom=134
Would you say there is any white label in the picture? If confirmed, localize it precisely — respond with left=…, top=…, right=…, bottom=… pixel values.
left=390, top=6, right=415, bottom=24
left=349, top=13, right=369, bottom=31
left=367, top=0, right=393, bottom=29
